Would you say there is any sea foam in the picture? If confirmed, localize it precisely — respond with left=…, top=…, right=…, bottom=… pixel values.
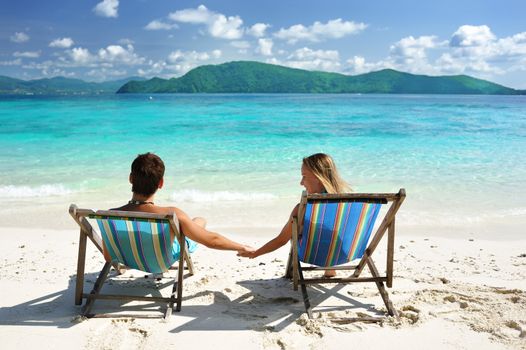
left=0, top=184, right=72, bottom=198
left=171, top=189, right=277, bottom=203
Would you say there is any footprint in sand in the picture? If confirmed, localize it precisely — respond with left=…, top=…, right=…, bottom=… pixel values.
left=87, top=318, right=149, bottom=349
left=296, top=315, right=324, bottom=337
left=222, top=295, right=299, bottom=320
left=399, top=305, right=420, bottom=324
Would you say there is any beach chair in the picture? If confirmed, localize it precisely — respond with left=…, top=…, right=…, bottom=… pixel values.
left=285, top=189, right=406, bottom=320
left=69, top=205, right=195, bottom=319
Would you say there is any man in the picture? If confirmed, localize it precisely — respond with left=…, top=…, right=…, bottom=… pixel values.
left=105, top=152, right=253, bottom=263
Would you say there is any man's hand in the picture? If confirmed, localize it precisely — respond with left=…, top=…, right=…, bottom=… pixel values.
left=237, top=245, right=257, bottom=258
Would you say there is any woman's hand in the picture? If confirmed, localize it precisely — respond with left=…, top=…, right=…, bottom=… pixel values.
left=237, top=245, right=257, bottom=258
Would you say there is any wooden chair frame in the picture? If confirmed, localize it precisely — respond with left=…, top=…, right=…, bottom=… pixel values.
left=69, top=204, right=195, bottom=319
left=285, top=189, right=406, bottom=319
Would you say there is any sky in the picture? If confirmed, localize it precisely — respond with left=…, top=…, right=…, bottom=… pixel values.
left=1, top=0, right=526, bottom=89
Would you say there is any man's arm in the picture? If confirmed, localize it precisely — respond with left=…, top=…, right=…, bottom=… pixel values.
left=174, top=207, right=253, bottom=253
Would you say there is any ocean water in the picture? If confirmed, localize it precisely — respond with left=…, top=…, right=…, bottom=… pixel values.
left=1, top=94, right=525, bottom=236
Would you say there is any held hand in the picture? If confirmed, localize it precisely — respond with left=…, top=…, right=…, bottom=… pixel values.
left=237, top=245, right=257, bottom=258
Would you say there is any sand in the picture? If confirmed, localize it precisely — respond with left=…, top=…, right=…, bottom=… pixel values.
left=1, top=226, right=525, bottom=349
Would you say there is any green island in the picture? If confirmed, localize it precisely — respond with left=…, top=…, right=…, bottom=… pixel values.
left=1, top=61, right=525, bottom=95
left=118, top=61, right=525, bottom=95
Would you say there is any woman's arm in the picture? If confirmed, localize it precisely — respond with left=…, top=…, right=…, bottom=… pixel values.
left=239, top=204, right=299, bottom=258
left=174, top=207, right=253, bottom=253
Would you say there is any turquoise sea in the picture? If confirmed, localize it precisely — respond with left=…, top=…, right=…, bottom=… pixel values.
left=1, top=94, right=525, bottom=236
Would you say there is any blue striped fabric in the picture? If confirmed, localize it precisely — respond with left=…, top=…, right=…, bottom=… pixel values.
left=298, top=201, right=382, bottom=267
left=96, top=218, right=197, bottom=273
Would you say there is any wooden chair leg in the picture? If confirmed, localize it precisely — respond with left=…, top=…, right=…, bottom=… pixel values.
left=285, top=248, right=293, bottom=279
left=184, top=251, right=195, bottom=276
left=354, top=194, right=404, bottom=278
left=298, top=264, right=312, bottom=318
left=175, top=243, right=185, bottom=312
left=386, top=219, right=395, bottom=288
left=165, top=278, right=178, bottom=319
left=82, top=262, right=111, bottom=317
left=292, top=217, right=300, bottom=290
left=366, top=257, right=398, bottom=318
left=164, top=305, right=173, bottom=320
left=75, top=229, right=87, bottom=305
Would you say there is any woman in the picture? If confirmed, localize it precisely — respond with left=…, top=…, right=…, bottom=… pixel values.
left=239, top=153, right=350, bottom=276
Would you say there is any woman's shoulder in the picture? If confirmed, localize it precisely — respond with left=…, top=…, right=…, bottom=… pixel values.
left=291, top=203, right=300, bottom=216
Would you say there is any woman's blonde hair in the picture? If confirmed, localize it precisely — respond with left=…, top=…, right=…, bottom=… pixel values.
left=302, top=153, right=351, bottom=194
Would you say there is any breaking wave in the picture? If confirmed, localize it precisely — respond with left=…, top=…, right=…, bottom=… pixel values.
left=0, top=184, right=73, bottom=198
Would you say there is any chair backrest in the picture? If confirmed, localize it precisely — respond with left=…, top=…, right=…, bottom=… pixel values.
left=92, top=212, right=177, bottom=274
left=298, top=198, right=383, bottom=267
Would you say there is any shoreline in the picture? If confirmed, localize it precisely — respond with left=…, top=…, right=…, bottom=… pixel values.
left=1, top=209, right=525, bottom=241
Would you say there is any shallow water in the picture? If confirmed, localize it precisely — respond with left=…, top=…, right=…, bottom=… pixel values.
left=1, top=94, right=525, bottom=235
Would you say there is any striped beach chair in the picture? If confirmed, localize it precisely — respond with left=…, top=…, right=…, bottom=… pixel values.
left=286, top=189, right=406, bottom=319
left=69, top=205, right=194, bottom=319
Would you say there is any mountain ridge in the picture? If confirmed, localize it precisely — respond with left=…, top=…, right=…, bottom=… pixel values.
left=1, top=61, right=524, bottom=95
left=0, top=75, right=145, bottom=95
left=117, top=61, right=525, bottom=95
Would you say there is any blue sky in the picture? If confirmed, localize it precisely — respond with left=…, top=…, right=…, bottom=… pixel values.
left=2, top=0, right=526, bottom=88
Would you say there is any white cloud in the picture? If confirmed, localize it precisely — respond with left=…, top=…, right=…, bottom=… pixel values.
left=169, top=5, right=210, bottom=23
left=270, top=47, right=342, bottom=72
left=169, top=5, right=243, bottom=39
left=498, top=32, right=526, bottom=55
left=10, top=32, right=29, bottom=43
left=98, top=44, right=145, bottom=65
left=450, top=25, right=495, bottom=47
left=275, top=18, right=367, bottom=44
left=257, top=38, right=273, bottom=56
left=33, top=43, right=145, bottom=79
left=289, top=47, right=339, bottom=61
left=390, top=36, right=440, bottom=60
left=0, top=58, right=22, bottom=66
left=13, top=51, right=41, bottom=58
left=231, top=41, right=250, bottom=49
left=138, top=60, right=167, bottom=77
left=346, top=56, right=392, bottom=74
left=342, top=35, right=440, bottom=75
left=209, top=14, right=243, bottom=39
left=342, top=25, right=526, bottom=80
left=434, top=26, right=526, bottom=76
left=145, top=20, right=178, bottom=31
left=39, top=68, right=76, bottom=78
left=138, top=49, right=223, bottom=78
left=211, top=49, right=222, bottom=58
left=87, top=68, right=127, bottom=80
left=168, top=50, right=210, bottom=63
left=388, top=35, right=444, bottom=73
left=118, top=38, right=134, bottom=45
left=171, top=51, right=203, bottom=63
left=93, top=0, right=119, bottom=18
left=21, top=60, right=54, bottom=70
left=49, top=37, right=74, bottom=48
left=248, top=23, right=269, bottom=37
left=69, top=47, right=96, bottom=65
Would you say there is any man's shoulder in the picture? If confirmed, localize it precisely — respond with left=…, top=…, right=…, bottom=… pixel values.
left=153, top=205, right=188, bottom=218
left=107, top=205, right=185, bottom=218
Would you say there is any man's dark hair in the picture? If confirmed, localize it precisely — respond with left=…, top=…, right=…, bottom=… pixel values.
left=130, top=153, right=165, bottom=196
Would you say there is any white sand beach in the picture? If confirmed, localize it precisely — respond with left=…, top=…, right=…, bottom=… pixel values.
left=1, top=224, right=525, bottom=349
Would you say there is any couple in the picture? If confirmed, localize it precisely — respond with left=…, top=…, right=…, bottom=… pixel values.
left=110, top=152, right=350, bottom=275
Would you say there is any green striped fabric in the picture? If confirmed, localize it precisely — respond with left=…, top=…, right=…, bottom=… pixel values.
left=95, top=217, right=176, bottom=273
